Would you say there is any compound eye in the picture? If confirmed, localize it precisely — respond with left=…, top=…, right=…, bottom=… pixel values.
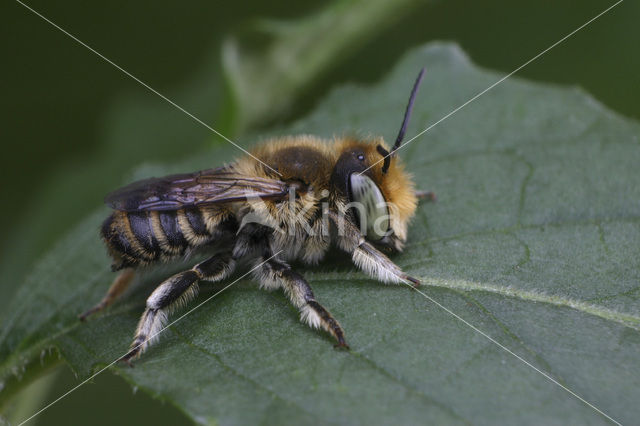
left=348, top=174, right=389, bottom=240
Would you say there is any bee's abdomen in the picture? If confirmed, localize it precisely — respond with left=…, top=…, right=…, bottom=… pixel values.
left=153, top=210, right=189, bottom=253
left=102, top=207, right=237, bottom=270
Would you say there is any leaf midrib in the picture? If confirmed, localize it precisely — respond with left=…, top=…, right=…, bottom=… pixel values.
left=2, top=214, right=638, bottom=385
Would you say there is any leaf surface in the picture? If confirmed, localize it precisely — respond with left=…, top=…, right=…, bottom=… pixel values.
left=2, top=43, right=639, bottom=425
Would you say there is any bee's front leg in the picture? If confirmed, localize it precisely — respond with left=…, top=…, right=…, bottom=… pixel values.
left=255, top=257, right=348, bottom=349
left=328, top=210, right=420, bottom=287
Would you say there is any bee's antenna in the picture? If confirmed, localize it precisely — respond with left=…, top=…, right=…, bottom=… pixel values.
left=379, top=68, right=425, bottom=175
left=377, top=144, right=391, bottom=173
left=392, top=67, right=425, bottom=153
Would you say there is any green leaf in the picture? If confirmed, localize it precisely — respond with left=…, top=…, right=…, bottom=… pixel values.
left=2, top=43, right=639, bottom=424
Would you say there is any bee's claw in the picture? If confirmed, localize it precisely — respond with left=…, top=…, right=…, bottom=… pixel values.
left=334, top=341, right=350, bottom=350
left=415, top=190, right=436, bottom=202
left=404, top=275, right=421, bottom=287
left=78, top=303, right=105, bottom=322
left=120, top=351, right=137, bottom=367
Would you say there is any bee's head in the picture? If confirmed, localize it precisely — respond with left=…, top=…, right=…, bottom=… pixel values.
left=329, top=69, right=424, bottom=251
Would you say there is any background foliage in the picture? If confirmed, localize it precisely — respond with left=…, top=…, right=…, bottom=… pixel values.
left=1, top=0, right=639, bottom=424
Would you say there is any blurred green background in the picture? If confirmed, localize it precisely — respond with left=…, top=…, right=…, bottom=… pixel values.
left=1, top=0, right=638, bottom=424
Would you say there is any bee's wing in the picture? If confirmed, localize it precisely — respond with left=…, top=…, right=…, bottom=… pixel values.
left=105, top=167, right=290, bottom=211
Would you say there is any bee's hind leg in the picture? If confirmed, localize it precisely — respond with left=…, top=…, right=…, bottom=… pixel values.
left=256, top=257, right=348, bottom=349
left=79, top=268, right=136, bottom=321
left=121, top=252, right=235, bottom=364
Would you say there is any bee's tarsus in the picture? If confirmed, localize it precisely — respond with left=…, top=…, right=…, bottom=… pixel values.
left=334, top=341, right=350, bottom=350
left=258, top=256, right=348, bottom=350
left=415, top=190, right=436, bottom=202
left=121, top=252, right=235, bottom=360
left=78, top=268, right=135, bottom=321
left=78, top=307, right=95, bottom=321
left=120, top=353, right=136, bottom=367
left=77, top=306, right=97, bottom=322
left=405, top=275, right=421, bottom=287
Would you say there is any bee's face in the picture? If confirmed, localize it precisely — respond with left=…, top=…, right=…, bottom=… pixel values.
left=330, top=139, right=417, bottom=251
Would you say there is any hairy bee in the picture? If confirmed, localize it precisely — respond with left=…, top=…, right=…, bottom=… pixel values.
left=80, top=70, right=433, bottom=363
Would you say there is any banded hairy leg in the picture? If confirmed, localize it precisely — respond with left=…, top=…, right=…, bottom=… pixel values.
left=235, top=223, right=348, bottom=348
left=122, top=251, right=235, bottom=363
left=79, top=268, right=136, bottom=321
left=328, top=210, right=420, bottom=286
left=256, top=257, right=348, bottom=348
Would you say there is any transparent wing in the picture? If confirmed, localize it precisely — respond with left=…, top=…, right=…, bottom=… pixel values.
left=105, top=167, right=290, bottom=211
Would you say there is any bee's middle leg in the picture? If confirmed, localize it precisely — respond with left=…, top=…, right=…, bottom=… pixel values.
left=415, top=189, right=436, bottom=202
left=257, top=258, right=348, bottom=348
left=122, top=251, right=235, bottom=363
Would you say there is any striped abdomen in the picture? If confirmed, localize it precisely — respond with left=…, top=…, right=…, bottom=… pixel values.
left=101, top=207, right=237, bottom=270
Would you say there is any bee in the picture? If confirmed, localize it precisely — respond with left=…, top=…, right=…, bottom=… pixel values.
left=80, top=69, right=434, bottom=363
